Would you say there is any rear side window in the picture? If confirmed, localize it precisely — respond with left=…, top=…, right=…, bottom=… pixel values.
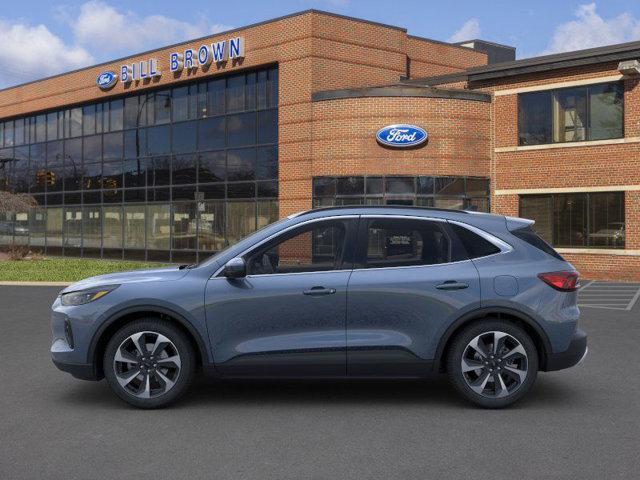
left=450, top=224, right=500, bottom=258
left=363, top=218, right=451, bottom=268
left=511, top=226, right=565, bottom=260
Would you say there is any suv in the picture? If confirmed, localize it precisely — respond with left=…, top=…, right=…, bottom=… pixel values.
left=51, top=207, right=587, bottom=408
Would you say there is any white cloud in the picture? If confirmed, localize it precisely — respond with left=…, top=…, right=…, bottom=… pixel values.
left=542, top=3, right=640, bottom=54
left=448, top=18, right=481, bottom=43
left=0, top=20, right=93, bottom=88
left=0, top=1, right=234, bottom=88
left=70, top=1, right=232, bottom=55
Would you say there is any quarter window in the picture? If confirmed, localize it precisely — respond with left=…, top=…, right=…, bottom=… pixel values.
left=518, top=82, right=623, bottom=145
left=246, top=221, right=348, bottom=275
left=362, top=218, right=452, bottom=268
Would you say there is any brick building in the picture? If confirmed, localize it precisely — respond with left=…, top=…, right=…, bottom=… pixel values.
left=0, top=10, right=637, bottom=280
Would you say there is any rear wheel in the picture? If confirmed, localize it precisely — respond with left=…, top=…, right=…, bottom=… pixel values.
left=103, top=319, right=195, bottom=409
left=446, top=320, right=538, bottom=408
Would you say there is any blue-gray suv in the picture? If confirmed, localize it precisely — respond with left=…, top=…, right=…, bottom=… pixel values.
left=51, top=207, right=587, bottom=408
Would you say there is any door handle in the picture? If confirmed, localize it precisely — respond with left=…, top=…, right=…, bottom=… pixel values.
left=303, top=286, right=337, bottom=296
left=435, top=281, right=469, bottom=291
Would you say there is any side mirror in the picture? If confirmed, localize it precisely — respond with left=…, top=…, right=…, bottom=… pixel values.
left=223, top=257, right=246, bottom=279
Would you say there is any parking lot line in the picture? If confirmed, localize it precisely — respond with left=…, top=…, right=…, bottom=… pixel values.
left=578, top=281, right=640, bottom=311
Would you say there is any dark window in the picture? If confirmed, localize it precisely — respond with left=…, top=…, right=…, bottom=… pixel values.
left=83, top=135, right=102, bottom=163
left=123, top=158, right=147, bottom=188
left=110, top=100, right=124, bottom=131
left=226, top=75, right=245, bottom=113
left=511, top=226, right=564, bottom=260
left=102, top=160, right=122, bottom=190
left=337, top=177, right=364, bottom=196
left=257, top=109, right=277, bottom=144
left=103, top=132, right=123, bottom=160
left=228, top=182, right=255, bottom=198
left=363, top=218, right=451, bottom=268
left=450, top=224, right=500, bottom=258
left=518, top=82, right=623, bottom=145
left=198, top=117, right=225, bottom=150
left=147, top=125, right=171, bottom=155
left=207, top=79, right=225, bottom=116
left=256, top=146, right=277, bottom=180
left=246, top=220, right=347, bottom=275
left=386, top=177, right=414, bottom=195
left=590, top=83, right=624, bottom=140
left=366, top=177, right=384, bottom=195
left=227, top=148, right=255, bottom=181
left=227, top=112, right=256, bottom=147
left=198, top=151, right=226, bottom=183
left=172, top=154, right=197, bottom=185
left=172, top=121, right=198, bottom=153
left=123, top=96, right=139, bottom=129
left=520, top=192, right=625, bottom=249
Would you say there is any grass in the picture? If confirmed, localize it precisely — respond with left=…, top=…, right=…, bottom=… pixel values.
left=0, top=257, right=171, bottom=282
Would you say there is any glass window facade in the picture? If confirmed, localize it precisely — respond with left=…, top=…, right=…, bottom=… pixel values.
left=520, top=192, right=625, bottom=248
left=0, top=66, right=279, bottom=261
left=313, top=176, right=490, bottom=212
left=518, top=82, right=623, bottom=145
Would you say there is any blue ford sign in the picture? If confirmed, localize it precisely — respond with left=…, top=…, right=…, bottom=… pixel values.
left=96, top=71, right=118, bottom=90
left=376, top=124, right=428, bottom=148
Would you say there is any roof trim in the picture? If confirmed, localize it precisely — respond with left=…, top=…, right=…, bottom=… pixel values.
left=0, top=9, right=407, bottom=94
left=467, top=40, right=640, bottom=81
left=311, top=85, right=490, bottom=102
left=453, top=39, right=516, bottom=51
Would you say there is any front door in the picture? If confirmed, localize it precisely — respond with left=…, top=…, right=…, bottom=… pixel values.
left=205, top=217, right=357, bottom=377
left=346, top=216, right=481, bottom=377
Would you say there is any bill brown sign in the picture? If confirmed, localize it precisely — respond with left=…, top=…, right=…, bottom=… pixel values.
left=97, top=36, right=245, bottom=89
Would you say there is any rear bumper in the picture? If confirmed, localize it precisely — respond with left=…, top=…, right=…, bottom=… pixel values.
left=52, top=359, right=100, bottom=381
left=544, top=328, right=588, bottom=371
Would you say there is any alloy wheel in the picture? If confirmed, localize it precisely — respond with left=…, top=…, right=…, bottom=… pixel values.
left=461, top=331, right=529, bottom=398
left=113, top=331, right=182, bottom=399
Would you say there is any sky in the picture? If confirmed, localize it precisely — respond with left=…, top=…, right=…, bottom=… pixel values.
left=2, top=0, right=640, bottom=88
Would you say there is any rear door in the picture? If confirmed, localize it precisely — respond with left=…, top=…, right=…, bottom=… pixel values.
left=346, top=216, right=481, bottom=377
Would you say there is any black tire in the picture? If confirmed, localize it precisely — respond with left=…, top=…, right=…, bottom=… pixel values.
left=103, top=318, right=196, bottom=409
left=446, top=319, right=538, bottom=408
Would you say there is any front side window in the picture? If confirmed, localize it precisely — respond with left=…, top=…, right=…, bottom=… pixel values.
left=520, top=192, right=625, bottom=248
left=363, top=218, right=452, bottom=268
left=246, top=220, right=347, bottom=275
left=518, top=82, right=623, bottom=145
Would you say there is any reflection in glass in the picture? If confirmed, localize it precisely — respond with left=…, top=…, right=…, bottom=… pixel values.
left=124, top=205, right=145, bottom=249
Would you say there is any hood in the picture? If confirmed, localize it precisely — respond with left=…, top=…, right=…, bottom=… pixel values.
left=61, top=266, right=190, bottom=294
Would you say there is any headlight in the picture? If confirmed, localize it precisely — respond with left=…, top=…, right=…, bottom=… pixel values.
left=60, top=285, right=119, bottom=306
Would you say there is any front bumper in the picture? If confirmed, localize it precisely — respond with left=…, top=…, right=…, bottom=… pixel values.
left=544, top=328, right=588, bottom=371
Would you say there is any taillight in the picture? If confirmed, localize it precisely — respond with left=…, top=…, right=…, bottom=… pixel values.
left=538, top=271, right=579, bottom=292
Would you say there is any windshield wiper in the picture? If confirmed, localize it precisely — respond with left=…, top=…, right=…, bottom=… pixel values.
left=178, top=264, right=196, bottom=270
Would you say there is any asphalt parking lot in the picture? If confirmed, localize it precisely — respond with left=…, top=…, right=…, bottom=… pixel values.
left=1, top=285, right=639, bottom=480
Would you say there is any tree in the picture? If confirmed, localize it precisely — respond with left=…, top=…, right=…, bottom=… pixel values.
left=0, top=191, right=37, bottom=215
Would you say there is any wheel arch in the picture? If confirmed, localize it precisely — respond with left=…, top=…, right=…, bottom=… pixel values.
left=434, top=307, right=552, bottom=372
left=89, top=306, right=210, bottom=380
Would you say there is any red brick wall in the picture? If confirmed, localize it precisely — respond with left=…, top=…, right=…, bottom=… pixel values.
left=406, top=37, right=487, bottom=79
left=482, top=64, right=640, bottom=280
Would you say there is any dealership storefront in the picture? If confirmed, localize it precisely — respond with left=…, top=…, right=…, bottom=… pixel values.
left=1, top=10, right=639, bottom=279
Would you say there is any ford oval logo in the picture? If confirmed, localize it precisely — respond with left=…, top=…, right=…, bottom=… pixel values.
left=96, top=71, right=118, bottom=90
left=376, top=124, right=428, bottom=148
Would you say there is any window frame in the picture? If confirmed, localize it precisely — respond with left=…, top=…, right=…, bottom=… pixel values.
left=517, top=81, right=624, bottom=146
left=242, top=217, right=357, bottom=276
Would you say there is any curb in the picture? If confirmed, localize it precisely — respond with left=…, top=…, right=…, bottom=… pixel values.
left=0, top=281, right=72, bottom=287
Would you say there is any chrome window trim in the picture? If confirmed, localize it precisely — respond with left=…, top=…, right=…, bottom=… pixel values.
left=212, top=215, right=359, bottom=277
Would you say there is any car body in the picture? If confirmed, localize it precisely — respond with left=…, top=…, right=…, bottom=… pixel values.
left=50, top=206, right=587, bottom=408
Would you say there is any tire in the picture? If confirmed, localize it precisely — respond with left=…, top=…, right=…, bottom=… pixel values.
left=446, top=319, right=538, bottom=408
left=103, top=318, right=196, bottom=409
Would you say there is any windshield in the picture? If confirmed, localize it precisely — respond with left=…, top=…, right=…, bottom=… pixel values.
left=196, top=216, right=292, bottom=267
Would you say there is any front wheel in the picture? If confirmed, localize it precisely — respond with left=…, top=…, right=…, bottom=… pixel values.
left=103, top=319, right=196, bottom=409
left=446, top=320, right=538, bottom=408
